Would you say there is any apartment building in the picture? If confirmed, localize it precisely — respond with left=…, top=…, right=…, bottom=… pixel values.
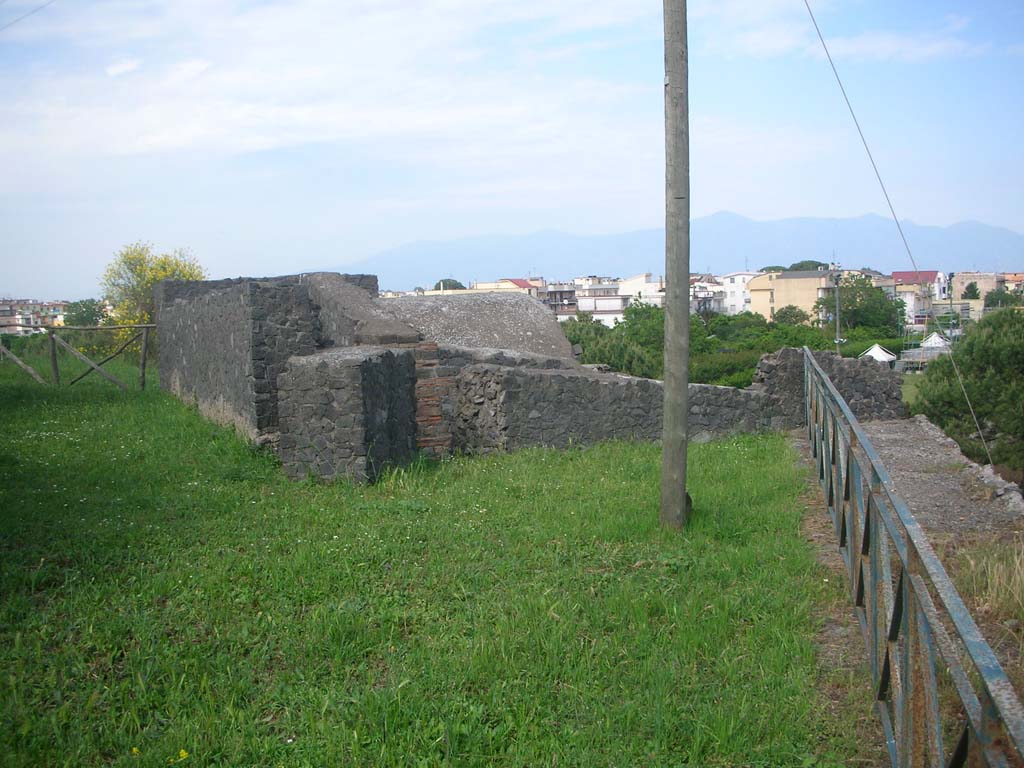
left=747, top=269, right=853, bottom=321
left=0, top=299, right=68, bottom=335
left=891, top=271, right=948, bottom=326
left=720, top=271, right=762, bottom=315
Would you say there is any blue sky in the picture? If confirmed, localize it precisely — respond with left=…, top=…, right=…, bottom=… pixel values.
left=1, top=0, right=1022, bottom=298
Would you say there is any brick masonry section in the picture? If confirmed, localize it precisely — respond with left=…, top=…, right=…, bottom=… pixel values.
left=413, top=342, right=455, bottom=457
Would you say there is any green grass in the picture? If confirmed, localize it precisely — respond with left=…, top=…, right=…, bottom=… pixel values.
left=1, top=356, right=858, bottom=766
left=902, top=374, right=921, bottom=407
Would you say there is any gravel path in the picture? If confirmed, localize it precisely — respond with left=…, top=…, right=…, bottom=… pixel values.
left=860, top=415, right=1023, bottom=536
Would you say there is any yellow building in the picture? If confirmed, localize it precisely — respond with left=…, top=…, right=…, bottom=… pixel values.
left=748, top=270, right=859, bottom=321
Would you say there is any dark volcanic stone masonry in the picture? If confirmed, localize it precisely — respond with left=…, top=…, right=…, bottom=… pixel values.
left=156, top=271, right=908, bottom=483
left=454, top=366, right=770, bottom=453
left=753, top=347, right=906, bottom=426
left=276, top=347, right=416, bottom=483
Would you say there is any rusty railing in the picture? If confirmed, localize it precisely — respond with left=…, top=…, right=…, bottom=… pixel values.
left=804, top=346, right=1024, bottom=767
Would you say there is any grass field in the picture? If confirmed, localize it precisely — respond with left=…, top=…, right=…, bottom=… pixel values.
left=1, top=353, right=862, bottom=766
left=901, top=373, right=922, bottom=407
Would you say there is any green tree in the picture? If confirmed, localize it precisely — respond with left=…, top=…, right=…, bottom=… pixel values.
left=914, top=309, right=1024, bottom=470
left=759, top=265, right=786, bottom=273
left=772, top=305, right=810, bottom=326
left=787, top=260, right=829, bottom=272
left=433, top=278, right=466, bottom=291
left=814, top=275, right=903, bottom=333
left=101, top=242, right=206, bottom=327
left=961, top=281, right=980, bottom=300
left=561, top=312, right=610, bottom=352
left=64, top=299, right=105, bottom=326
left=984, top=288, right=1022, bottom=308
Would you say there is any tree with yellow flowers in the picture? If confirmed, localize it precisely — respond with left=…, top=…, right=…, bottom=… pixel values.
left=101, top=242, right=206, bottom=328
left=99, top=242, right=206, bottom=352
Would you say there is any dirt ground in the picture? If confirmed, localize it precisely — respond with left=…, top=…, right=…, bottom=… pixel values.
left=862, top=415, right=1023, bottom=536
left=799, top=478, right=889, bottom=767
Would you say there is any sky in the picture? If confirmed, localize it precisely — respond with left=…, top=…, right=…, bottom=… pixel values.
left=1, top=0, right=1023, bottom=298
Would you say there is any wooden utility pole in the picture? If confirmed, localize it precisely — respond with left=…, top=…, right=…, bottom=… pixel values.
left=660, top=0, right=691, bottom=529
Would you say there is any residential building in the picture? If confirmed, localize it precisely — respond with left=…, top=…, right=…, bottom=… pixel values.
left=747, top=269, right=859, bottom=322
left=1000, top=273, right=1024, bottom=293
left=720, top=271, right=762, bottom=315
left=951, top=272, right=1003, bottom=301
left=396, top=277, right=547, bottom=299
left=466, top=277, right=545, bottom=298
left=544, top=282, right=577, bottom=319
left=0, top=299, right=68, bottom=335
left=689, top=275, right=726, bottom=315
left=617, top=273, right=665, bottom=308
left=573, top=276, right=629, bottom=326
left=892, top=271, right=948, bottom=326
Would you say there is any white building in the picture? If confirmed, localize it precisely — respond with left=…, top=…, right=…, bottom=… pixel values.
left=719, top=271, right=763, bottom=315
left=558, top=273, right=666, bottom=327
left=617, top=273, right=665, bottom=308
left=690, top=275, right=726, bottom=315
left=892, top=271, right=949, bottom=327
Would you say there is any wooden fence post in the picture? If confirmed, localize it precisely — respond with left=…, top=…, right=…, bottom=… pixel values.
left=139, top=327, right=149, bottom=390
left=48, top=330, right=60, bottom=386
left=0, top=341, right=48, bottom=385
left=52, top=334, right=127, bottom=390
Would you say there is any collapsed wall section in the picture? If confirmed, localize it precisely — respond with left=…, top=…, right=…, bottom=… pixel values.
left=276, top=347, right=416, bottom=482
left=454, top=365, right=770, bottom=453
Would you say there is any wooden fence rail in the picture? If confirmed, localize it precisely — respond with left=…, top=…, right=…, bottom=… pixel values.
left=0, top=324, right=155, bottom=390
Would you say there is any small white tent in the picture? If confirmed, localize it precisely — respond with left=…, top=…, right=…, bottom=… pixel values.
left=920, top=332, right=951, bottom=349
left=859, top=343, right=897, bottom=363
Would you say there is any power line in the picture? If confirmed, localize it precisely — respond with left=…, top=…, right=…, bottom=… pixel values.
left=802, top=0, right=995, bottom=467
left=0, top=0, right=58, bottom=35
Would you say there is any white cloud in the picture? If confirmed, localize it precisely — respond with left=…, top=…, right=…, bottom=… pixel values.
left=816, top=31, right=989, bottom=61
left=0, top=0, right=660, bottom=161
left=691, top=1, right=990, bottom=62
left=167, top=59, right=211, bottom=82
left=812, top=15, right=991, bottom=62
left=105, top=57, right=141, bottom=77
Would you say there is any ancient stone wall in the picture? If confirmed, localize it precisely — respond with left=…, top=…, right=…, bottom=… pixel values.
left=754, top=347, right=906, bottom=427
left=453, top=366, right=770, bottom=453
left=155, top=278, right=258, bottom=437
left=157, top=270, right=908, bottom=484
left=249, top=280, right=321, bottom=437
left=276, top=347, right=416, bottom=482
left=297, top=272, right=418, bottom=347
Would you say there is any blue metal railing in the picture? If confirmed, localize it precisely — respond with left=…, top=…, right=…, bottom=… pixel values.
left=803, top=347, right=1024, bottom=767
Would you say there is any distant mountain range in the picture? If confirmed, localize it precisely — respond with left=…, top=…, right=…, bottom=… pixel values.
left=337, top=212, right=1024, bottom=292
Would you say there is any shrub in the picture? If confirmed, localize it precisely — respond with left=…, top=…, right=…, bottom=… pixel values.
left=690, top=349, right=762, bottom=387
left=913, top=309, right=1024, bottom=470
left=772, top=305, right=810, bottom=326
